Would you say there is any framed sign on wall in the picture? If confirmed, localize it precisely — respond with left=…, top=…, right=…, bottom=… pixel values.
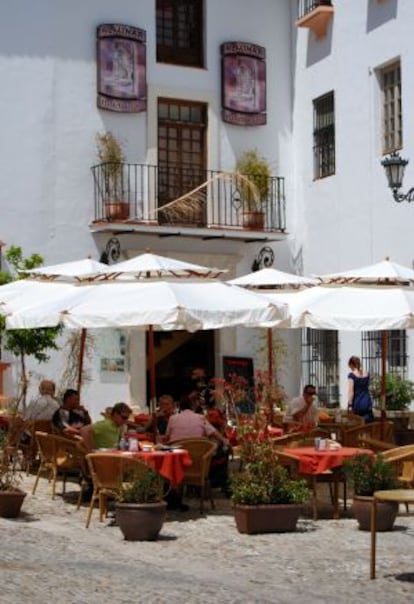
left=97, top=23, right=146, bottom=113
left=221, top=41, right=267, bottom=126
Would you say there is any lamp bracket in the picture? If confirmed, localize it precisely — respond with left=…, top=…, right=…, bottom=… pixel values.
left=393, top=188, right=414, bottom=203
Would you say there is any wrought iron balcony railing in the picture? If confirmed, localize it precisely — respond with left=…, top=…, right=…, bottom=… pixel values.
left=91, top=163, right=286, bottom=232
left=297, top=0, right=332, bottom=19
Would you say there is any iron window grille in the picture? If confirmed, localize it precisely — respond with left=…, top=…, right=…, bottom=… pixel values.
left=301, top=328, right=340, bottom=407
left=313, top=91, right=335, bottom=179
left=361, top=330, right=407, bottom=380
left=156, top=0, right=203, bottom=67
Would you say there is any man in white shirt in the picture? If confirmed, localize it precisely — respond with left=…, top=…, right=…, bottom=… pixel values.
left=23, top=379, right=59, bottom=421
left=284, top=384, right=319, bottom=430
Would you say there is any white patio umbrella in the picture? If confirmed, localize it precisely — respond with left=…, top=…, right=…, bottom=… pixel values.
left=0, top=258, right=287, bottom=401
left=263, top=258, right=414, bottom=411
left=229, top=267, right=317, bottom=382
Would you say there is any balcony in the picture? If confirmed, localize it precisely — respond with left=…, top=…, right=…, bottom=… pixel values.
left=296, top=0, right=334, bottom=39
left=91, top=163, right=286, bottom=238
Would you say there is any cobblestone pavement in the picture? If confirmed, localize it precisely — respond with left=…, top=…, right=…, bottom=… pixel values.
left=0, top=475, right=413, bottom=604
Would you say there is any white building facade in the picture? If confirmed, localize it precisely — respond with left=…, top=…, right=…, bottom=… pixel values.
left=0, top=1, right=412, bottom=416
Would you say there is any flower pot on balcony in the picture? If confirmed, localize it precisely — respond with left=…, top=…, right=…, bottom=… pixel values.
left=105, top=202, right=129, bottom=221
left=243, top=211, right=265, bottom=231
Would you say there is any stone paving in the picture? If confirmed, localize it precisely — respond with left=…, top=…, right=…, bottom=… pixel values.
left=0, top=474, right=413, bottom=604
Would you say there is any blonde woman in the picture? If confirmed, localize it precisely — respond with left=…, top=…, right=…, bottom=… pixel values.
left=347, top=356, right=374, bottom=423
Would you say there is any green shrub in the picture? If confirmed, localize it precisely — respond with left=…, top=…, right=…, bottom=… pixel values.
left=344, top=453, right=398, bottom=496
left=118, top=467, right=163, bottom=504
left=370, top=374, right=414, bottom=411
left=231, top=440, right=309, bottom=505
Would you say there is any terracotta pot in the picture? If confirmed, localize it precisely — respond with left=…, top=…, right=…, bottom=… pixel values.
left=105, top=202, right=129, bottom=221
left=242, top=211, right=265, bottom=230
left=352, top=495, right=398, bottom=531
left=233, top=503, right=303, bottom=534
left=116, top=501, right=167, bottom=541
left=0, top=488, right=26, bottom=518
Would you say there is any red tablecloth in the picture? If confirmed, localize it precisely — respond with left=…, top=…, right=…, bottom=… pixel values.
left=115, top=449, right=192, bottom=488
left=286, top=446, right=373, bottom=475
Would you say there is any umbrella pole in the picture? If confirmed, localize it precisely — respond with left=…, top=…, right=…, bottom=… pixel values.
left=267, top=328, right=273, bottom=385
left=267, top=328, right=274, bottom=426
left=380, top=331, right=388, bottom=438
left=148, top=326, right=158, bottom=441
left=77, top=328, right=87, bottom=395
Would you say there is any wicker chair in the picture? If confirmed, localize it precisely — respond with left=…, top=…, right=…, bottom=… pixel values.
left=167, top=438, right=217, bottom=513
left=32, top=432, right=87, bottom=502
left=85, top=453, right=150, bottom=528
left=20, top=419, right=54, bottom=472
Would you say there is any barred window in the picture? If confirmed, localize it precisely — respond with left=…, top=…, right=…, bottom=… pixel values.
left=156, top=0, right=203, bottom=67
left=301, top=328, right=339, bottom=407
left=381, top=61, right=402, bottom=154
left=313, top=91, right=335, bottom=179
left=361, top=330, right=407, bottom=379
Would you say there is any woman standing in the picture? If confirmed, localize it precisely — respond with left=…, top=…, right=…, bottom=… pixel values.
left=347, top=356, right=374, bottom=423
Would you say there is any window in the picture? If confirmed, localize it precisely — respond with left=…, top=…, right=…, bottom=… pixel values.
left=301, top=328, right=339, bottom=407
left=361, top=330, right=407, bottom=379
left=156, top=0, right=203, bottom=67
left=157, top=98, right=207, bottom=225
left=313, top=91, right=335, bottom=179
left=381, top=61, right=402, bottom=153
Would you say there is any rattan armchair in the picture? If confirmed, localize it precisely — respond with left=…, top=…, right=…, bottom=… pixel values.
left=85, top=453, right=149, bottom=528
left=32, top=432, right=87, bottom=502
left=167, top=437, right=217, bottom=513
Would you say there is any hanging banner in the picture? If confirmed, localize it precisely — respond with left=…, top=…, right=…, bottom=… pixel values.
left=97, top=23, right=147, bottom=113
left=221, top=41, right=267, bottom=126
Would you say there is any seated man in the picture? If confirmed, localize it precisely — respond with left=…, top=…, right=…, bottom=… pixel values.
left=166, top=397, right=227, bottom=445
left=284, top=384, right=319, bottom=431
left=152, top=394, right=176, bottom=438
left=52, top=389, right=91, bottom=437
left=166, top=397, right=230, bottom=497
left=23, top=379, right=59, bottom=421
left=80, top=402, right=132, bottom=450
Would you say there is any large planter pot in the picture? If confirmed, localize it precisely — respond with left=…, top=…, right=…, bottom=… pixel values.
left=233, top=503, right=303, bottom=534
left=116, top=501, right=167, bottom=541
left=0, top=488, right=26, bottom=518
left=105, top=201, right=129, bottom=221
left=352, top=495, right=398, bottom=532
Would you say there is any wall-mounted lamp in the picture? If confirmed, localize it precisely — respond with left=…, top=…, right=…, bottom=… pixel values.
left=381, top=150, right=414, bottom=202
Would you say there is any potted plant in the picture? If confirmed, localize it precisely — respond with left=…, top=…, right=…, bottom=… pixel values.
left=115, top=464, right=166, bottom=541
left=370, top=374, right=414, bottom=430
left=235, top=149, right=271, bottom=230
left=231, top=438, right=309, bottom=534
left=0, top=429, right=26, bottom=518
left=344, top=453, right=399, bottom=531
left=96, top=132, right=129, bottom=220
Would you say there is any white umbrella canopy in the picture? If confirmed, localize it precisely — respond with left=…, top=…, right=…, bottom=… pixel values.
left=0, top=254, right=287, bottom=401
left=107, top=251, right=226, bottom=279
left=318, top=258, right=414, bottom=285
left=24, top=258, right=112, bottom=282
left=229, top=267, right=318, bottom=289
left=5, top=280, right=286, bottom=331
left=263, top=286, right=414, bottom=331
